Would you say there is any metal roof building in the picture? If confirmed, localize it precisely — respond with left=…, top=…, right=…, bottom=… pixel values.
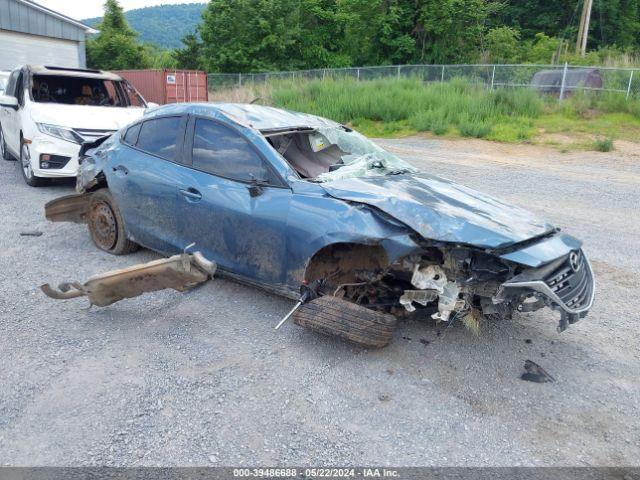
left=0, top=0, right=97, bottom=70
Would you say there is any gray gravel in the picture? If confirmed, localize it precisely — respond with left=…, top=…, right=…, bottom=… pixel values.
left=0, top=137, right=638, bottom=467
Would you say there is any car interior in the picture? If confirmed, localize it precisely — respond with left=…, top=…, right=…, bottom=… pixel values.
left=267, top=130, right=347, bottom=179
left=31, top=74, right=141, bottom=107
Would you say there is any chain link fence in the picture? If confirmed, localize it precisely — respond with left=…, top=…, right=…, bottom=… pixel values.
left=208, top=63, right=640, bottom=100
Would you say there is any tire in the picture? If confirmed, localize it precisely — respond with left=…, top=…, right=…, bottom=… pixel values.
left=293, top=296, right=397, bottom=348
left=87, top=188, right=139, bottom=255
left=20, top=139, right=47, bottom=187
left=0, top=125, right=14, bottom=161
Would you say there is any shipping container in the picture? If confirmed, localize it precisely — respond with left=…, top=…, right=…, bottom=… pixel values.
left=114, top=69, right=208, bottom=105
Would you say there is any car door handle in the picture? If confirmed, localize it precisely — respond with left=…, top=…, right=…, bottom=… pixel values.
left=179, top=187, right=202, bottom=201
left=112, top=165, right=128, bottom=175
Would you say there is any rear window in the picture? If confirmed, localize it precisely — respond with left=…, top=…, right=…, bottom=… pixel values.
left=123, top=123, right=141, bottom=146
left=136, top=117, right=182, bottom=161
left=31, top=74, right=145, bottom=107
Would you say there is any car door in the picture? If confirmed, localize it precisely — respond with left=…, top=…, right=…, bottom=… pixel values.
left=106, top=115, right=190, bottom=255
left=1, top=70, right=21, bottom=153
left=176, top=115, right=292, bottom=286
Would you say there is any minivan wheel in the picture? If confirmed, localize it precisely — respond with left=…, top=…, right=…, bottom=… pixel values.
left=1, top=126, right=14, bottom=161
left=20, top=140, right=46, bottom=187
left=88, top=188, right=139, bottom=255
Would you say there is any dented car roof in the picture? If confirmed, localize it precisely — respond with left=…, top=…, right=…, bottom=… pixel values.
left=145, top=102, right=340, bottom=131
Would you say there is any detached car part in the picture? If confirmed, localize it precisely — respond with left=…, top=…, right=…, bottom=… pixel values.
left=41, top=252, right=216, bottom=307
left=293, top=296, right=397, bottom=348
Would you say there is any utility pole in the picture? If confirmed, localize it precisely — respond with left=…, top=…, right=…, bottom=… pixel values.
left=576, top=0, right=594, bottom=56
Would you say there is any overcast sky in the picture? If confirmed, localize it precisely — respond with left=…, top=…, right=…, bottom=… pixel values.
left=35, top=0, right=206, bottom=21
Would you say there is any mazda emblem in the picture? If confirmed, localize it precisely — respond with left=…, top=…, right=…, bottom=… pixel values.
left=569, top=251, right=582, bottom=272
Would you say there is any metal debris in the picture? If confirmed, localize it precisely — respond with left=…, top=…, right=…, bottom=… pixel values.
left=410, top=264, right=447, bottom=291
left=521, top=360, right=555, bottom=383
left=399, top=289, right=438, bottom=312
left=41, top=252, right=216, bottom=307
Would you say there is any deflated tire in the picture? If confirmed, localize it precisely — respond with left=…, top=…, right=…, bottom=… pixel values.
left=293, top=296, right=397, bottom=348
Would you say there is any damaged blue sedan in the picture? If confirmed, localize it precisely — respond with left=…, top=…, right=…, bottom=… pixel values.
left=45, top=103, right=594, bottom=348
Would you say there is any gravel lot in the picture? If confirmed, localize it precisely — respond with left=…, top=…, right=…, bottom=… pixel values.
left=0, top=137, right=638, bottom=467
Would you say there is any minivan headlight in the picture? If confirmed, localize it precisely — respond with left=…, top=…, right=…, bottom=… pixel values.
left=36, top=123, right=84, bottom=144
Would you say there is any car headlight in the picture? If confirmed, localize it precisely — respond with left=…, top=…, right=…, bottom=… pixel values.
left=36, top=123, right=84, bottom=144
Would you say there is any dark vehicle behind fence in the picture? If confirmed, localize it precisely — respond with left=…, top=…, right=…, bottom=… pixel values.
left=531, top=68, right=603, bottom=95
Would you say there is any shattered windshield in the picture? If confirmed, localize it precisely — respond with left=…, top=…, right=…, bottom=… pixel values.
left=270, top=126, right=417, bottom=182
left=313, top=127, right=417, bottom=182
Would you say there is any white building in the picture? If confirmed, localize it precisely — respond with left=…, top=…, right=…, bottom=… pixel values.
left=0, top=0, right=96, bottom=70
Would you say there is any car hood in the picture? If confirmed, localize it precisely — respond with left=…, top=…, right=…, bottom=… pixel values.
left=320, top=173, right=555, bottom=249
left=29, top=102, right=146, bottom=130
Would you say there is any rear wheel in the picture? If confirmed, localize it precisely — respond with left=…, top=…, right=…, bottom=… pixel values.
left=0, top=125, right=14, bottom=161
left=293, top=296, right=397, bottom=348
left=20, top=139, right=47, bottom=187
left=88, top=188, right=139, bottom=255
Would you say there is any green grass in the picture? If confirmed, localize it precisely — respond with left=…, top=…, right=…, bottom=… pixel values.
left=593, top=137, right=614, bottom=151
left=265, top=76, right=640, bottom=149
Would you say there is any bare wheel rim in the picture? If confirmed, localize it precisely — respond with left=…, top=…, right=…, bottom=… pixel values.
left=89, top=201, right=118, bottom=250
left=21, top=143, right=32, bottom=179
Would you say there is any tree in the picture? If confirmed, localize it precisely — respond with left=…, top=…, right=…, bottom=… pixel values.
left=485, top=26, right=521, bottom=63
left=173, top=33, right=204, bottom=70
left=86, top=0, right=150, bottom=70
left=413, top=0, right=495, bottom=64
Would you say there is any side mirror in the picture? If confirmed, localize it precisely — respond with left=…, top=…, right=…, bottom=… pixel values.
left=0, top=94, right=18, bottom=110
left=247, top=177, right=266, bottom=197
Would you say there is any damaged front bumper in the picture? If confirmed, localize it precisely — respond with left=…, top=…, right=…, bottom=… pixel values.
left=393, top=236, right=595, bottom=332
left=498, top=248, right=595, bottom=331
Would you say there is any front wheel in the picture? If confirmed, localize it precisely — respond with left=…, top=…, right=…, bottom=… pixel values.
left=20, top=140, right=47, bottom=187
left=87, top=188, right=139, bottom=255
left=293, top=296, right=398, bottom=348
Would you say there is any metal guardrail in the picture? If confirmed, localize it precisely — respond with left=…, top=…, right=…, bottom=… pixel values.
left=207, top=63, right=640, bottom=100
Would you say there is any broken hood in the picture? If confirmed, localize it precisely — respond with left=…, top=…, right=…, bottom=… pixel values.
left=321, top=173, right=555, bottom=249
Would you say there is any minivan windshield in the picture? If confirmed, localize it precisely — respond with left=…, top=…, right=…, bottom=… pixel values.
left=31, top=74, right=146, bottom=107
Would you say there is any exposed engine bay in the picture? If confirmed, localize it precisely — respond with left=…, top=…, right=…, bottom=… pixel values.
left=313, top=244, right=594, bottom=333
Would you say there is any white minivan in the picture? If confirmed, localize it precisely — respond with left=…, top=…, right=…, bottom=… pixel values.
left=0, top=65, right=151, bottom=186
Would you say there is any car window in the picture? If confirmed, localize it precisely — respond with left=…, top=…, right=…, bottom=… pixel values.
left=191, top=119, right=272, bottom=183
left=123, top=123, right=141, bottom=146
left=15, top=72, right=24, bottom=106
left=137, top=117, right=182, bottom=161
left=5, top=70, right=19, bottom=97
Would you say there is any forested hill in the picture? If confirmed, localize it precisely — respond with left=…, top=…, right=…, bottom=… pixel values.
left=83, top=3, right=206, bottom=50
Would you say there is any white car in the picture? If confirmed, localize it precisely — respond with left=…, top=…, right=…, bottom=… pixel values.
left=0, top=65, right=152, bottom=186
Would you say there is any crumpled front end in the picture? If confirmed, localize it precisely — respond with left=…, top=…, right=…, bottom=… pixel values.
left=497, top=248, right=595, bottom=331
left=331, top=232, right=594, bottom=333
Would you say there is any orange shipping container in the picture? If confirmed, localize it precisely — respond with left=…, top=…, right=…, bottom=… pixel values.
left=114, top=69, right=208, bottom=105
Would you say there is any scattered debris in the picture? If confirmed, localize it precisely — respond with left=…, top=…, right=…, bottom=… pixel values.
left=378, top=394, right=391, bottom=402
left=401, top=336, right=412, bottom=341
left=41, top=252, right=216, bottom=307
left=20, top=230, right=43, bottom=237
left=419, top=339, right=430, bottom=346
left=386, top=368, right=395, bottom=375
left=525, top=339, right=532, bottom=344
left=399, top=289, right=438, bottom=312
left=521, top=360, right=555, bottom=383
